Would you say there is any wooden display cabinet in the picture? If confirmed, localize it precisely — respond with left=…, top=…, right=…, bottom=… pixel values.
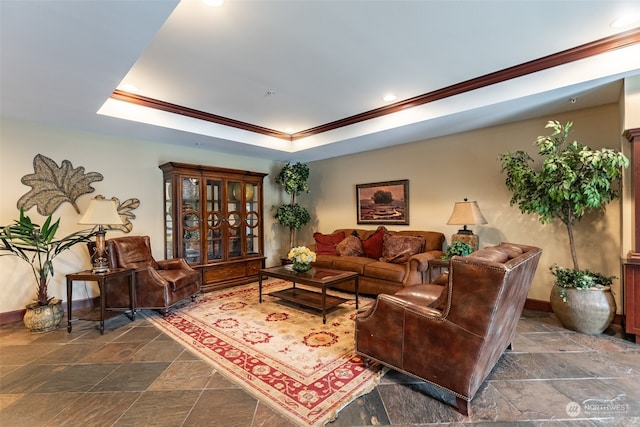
left=160, top=162, right=267, bottom=292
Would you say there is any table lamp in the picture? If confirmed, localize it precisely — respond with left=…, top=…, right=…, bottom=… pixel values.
left=447, top=198, right=487, bottom=251
left=79, top=197, right=124, bottom=273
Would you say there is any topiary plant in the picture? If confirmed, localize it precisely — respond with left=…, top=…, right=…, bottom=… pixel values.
left=273, top=162, right=311, bottom=249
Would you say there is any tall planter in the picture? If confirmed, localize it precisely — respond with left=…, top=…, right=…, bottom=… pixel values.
left=549, top=285, right=616, bottom=335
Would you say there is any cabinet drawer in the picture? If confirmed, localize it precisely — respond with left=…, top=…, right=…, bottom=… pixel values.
left=246, top=259, right=264, bottom=275
left=204, top=263, right=246, bottom=282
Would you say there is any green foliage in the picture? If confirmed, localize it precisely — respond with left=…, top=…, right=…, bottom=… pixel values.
left=550, top=264, right=615, bottom=302
left=499, top=120, right=628, bottom=272
left=274, top=162, right=311, bottom=248
left=442, top=240, right=473, bottom=260
left=275, top=162, right=310, bottom=196
left=274, top=203, right=311, bottom=230
left=0, top=208, right=94, bottom=306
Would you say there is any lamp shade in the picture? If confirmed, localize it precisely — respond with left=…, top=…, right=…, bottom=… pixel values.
left=79, top=198, right=123, bottom=226
left=447, top=200, right=487, bottom=226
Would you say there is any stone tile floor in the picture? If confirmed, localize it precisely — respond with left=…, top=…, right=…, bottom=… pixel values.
left=1, top=308, right=639, bottom=426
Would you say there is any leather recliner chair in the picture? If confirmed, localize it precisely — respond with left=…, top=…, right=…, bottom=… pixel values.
left=355, top=242, right=542, bottom=416
left=102, top=235, right=201, bottom=315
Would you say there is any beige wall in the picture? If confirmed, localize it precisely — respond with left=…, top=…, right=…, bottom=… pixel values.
left=0, top=118, right=286, bottom=313
left=1, top=103, right=629, bottom=314
left=303, top=104, right=625, bottom=308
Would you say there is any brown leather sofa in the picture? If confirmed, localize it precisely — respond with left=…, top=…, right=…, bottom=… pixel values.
left=355, top=242, right=542, bottom=415
left=310, top=228, right=445, bottom=295
left=102, top=236, right=201, bottom=315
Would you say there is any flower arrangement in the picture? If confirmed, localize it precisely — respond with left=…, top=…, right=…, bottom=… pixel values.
left=287, top=246, right=316, bottom=272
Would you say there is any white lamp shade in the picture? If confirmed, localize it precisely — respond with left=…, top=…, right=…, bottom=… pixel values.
left=447, top=200, right=487, bottom=226
left=79, top=198, right=123, bottom=225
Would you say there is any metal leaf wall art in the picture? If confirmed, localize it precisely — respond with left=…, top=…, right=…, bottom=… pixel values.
left=107, top=196, right=140, bottom=233
left=17, top=154, right=103, bottom=215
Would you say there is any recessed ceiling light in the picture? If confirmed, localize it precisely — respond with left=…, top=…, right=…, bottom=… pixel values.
left=118, top=83, right=139, bottom=93
left=610, top=14, right=640, bottom=28
left=202, top=0, right=224, bottom=6
left=382, top=94, right=397, bottom=102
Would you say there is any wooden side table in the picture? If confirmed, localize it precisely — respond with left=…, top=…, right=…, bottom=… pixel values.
left=66, top=268, right=136, bottom=334
left=428, top=258, right=450, bottom=282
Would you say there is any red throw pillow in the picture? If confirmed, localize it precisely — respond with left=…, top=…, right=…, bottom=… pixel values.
left=361, top=226, right=387, bottom=259
left=313, top=231, right=345, bottom=255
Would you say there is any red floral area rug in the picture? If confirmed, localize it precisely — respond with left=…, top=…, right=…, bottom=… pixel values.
left=144, top=279, right=384, bottom=426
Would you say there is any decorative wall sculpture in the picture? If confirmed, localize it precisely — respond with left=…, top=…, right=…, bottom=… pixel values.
left=107, top=196, right=140, bottom=233
left=17, top=154, right=103, bottom=215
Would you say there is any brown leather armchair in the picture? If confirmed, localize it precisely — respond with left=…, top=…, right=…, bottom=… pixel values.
left=103, top=236, right=201, bottom=315
left=355, top=242, right=542, bottom=416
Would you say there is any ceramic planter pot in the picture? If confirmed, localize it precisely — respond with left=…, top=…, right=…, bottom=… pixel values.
left=550, top=285, right=616, bottom=335
left=23, top=298, right=64, bottom=333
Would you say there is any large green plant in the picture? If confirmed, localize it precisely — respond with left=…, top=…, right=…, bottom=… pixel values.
left=0, top=209, right=94, bottom=306
left=500, top=120, right=628, bottom=279
left=274, top=162, right=311, bottom=249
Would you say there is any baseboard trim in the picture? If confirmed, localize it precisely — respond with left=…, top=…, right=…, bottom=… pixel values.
left=0, top=297, right=100, bottom=326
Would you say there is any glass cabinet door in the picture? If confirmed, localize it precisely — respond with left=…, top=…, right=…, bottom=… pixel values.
left=206, top=179, right=223, bottom=262
left=245, top=182, right=260, bottom=255
left=227, top=180, right=243, bottom=258
left=181, top=177, right=201, bottom=264
left=164, top=178, right=174, bottom=259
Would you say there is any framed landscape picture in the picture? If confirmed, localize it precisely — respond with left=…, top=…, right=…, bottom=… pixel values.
left=356, top=180, right=409, bottom=225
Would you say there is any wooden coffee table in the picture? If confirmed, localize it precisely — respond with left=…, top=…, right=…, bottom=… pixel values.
left=259, top=266, right=359, bottom=324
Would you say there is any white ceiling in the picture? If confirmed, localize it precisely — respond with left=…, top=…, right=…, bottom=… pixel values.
left=2, top=0, right=640, bottom=163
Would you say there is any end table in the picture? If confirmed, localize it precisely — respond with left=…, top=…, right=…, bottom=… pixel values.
left=66, top=268, right=136, bottom=334
left=428, top=258, right=450, bottom=282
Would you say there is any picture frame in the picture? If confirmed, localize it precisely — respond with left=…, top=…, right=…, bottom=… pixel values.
left=356, top=180, right=409, bottom=225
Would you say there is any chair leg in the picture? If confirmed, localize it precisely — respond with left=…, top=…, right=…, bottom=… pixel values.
left=360, top=355, right=371, bottom=368
left=455, top=397, right=471, bottom=416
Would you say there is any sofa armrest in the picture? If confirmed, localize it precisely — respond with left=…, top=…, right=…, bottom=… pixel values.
left=408, top=250, right=443, bottom=271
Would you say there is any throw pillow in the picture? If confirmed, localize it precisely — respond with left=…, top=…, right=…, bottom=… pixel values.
left=313, top=231, right=345, bottom=255
left=361, top=226, right=387, bottom=259
left=336, top=235, right=364, bottom=257
left=380, top=234, right=426, bottom=263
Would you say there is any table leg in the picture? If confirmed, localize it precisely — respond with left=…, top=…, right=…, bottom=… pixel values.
left=259, top=273, right=263, bottom=303
left=322, top=287, right=327, bottom=324
left=129, top=272, right=136, bottom=321
left=99, top=278, right=105, bottom=335
left=355, top=276, right=359, bottom=309
left=66, top=278, right=73, bottom=332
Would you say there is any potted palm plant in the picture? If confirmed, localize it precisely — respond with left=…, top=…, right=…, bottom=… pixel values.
left=0, top=209, right=95, bottom=332
left=500, top=120, right=628, bottom=334
left=273, top=162, right=311, bottom=252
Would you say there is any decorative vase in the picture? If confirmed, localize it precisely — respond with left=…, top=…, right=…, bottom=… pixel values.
left=550, top=285, right=616, bottom=335
left=292, top=262, right=312, bottom=273
left=23, top=298, right=64, bottom=333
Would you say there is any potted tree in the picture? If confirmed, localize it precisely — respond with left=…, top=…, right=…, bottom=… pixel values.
left=0, top=209, right=95, bottom=332
left=500, top=120, right=629, bottom=334
left=273, top=162, right=311, bottom=254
